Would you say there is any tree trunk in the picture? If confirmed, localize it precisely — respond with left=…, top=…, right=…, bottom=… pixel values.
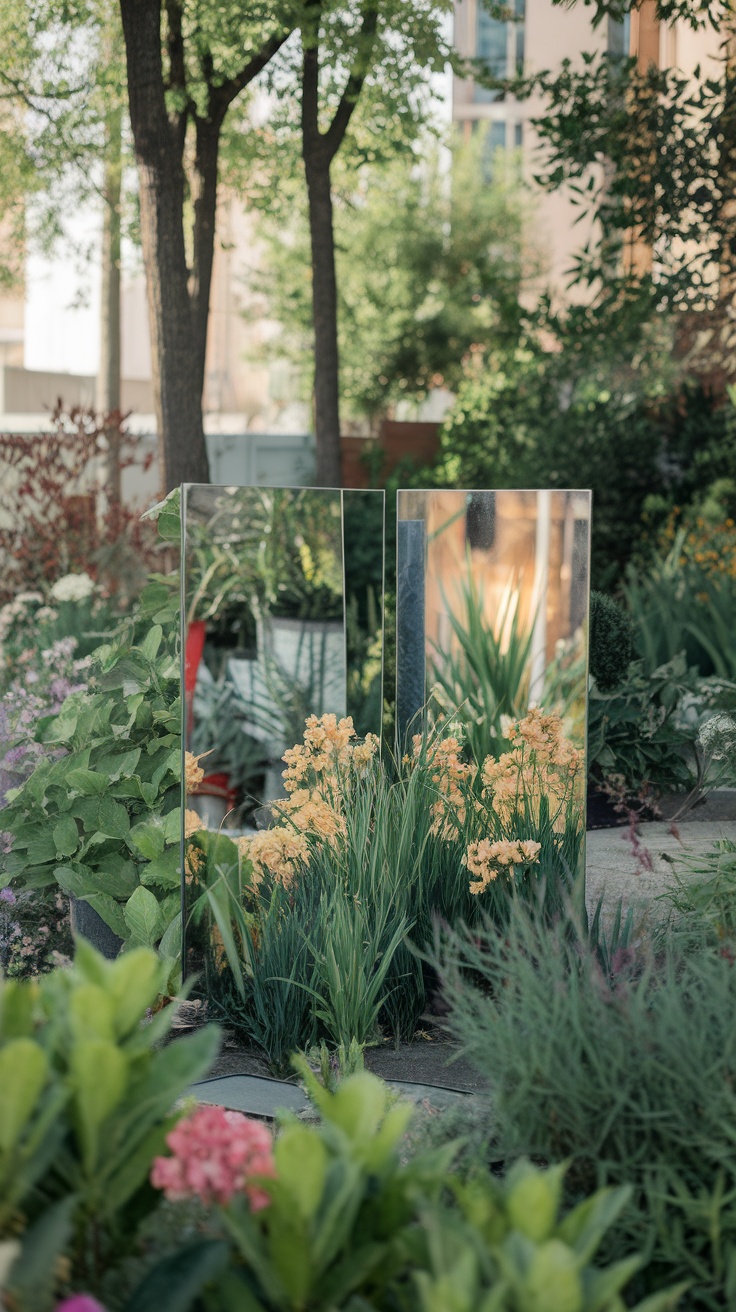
left=118, top=0, right=210, bottom=491
left=190, top=115, right=222, bottom=405
left=97, top=108, right=123, bottom=510
left=304, top=150, right=342, bottom=488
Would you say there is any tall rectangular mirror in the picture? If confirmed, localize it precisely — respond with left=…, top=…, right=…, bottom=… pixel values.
left=182, top=484, right=384, bottom=833
left=397, top=488, right=591, bottom=884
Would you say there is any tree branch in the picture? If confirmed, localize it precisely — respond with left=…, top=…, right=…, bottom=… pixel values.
left=323, top=2, right=379, bottom=162
left=209, top=28, right=293, bottom=121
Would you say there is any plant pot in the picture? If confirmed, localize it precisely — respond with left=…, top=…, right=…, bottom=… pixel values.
left=190, top=771, right=238, bottom=829
left=69, top=894, right=124, bottom=960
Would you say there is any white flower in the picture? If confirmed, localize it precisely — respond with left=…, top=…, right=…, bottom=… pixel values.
left=50, top=573, right=95, bottom=603
left=699, top=713, right=736, bottom=761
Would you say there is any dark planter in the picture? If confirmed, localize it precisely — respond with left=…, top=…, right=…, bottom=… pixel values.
left=69, top=894, right=124, bottom=960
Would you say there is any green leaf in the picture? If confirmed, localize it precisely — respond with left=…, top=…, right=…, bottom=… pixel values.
left=140, top=847, right=182, bottom=890
left=122, top=1240, right=230, bottom=1312
left=273, top=1126, right=327, bottom=1222
left=53, top=815, right=79, bottom=858
left=124, top=887, right=162, bottom=947
left=69, top=1039, right=128, bottom=1170
left=0, top=1040, right=49, bottom=1152
left=26, top=832, right=57, bottom=865
left=81, top=894, right=128, bottom=941
left=129, top=817, right=167, bottom=861
left=138, top=625, right=164, bottom=663
left=96, top=797, right=131, bottom=839
left=158, top=912, right=182, bottom=961
left=66, top=768, right=109, bottom=797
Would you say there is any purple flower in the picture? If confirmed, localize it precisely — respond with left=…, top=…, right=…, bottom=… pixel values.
left=0, top=888, right=15, bottom=904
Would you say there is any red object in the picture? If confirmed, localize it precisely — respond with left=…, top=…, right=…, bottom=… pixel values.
left=184, top=620, right=206, bottom=737
left=199, top=772, right=239, bottom=811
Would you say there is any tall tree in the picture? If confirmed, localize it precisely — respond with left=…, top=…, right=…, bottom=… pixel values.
left=249, top=127, right=530, bottom=429
left=508, top=0, right=736, bottom=373
left=117, top=0, right=295, bottom=491
left=245, top=1, right=458, bottom=484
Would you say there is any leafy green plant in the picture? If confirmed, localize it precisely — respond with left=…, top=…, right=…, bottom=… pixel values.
left=653, top=839, right=736, bottom=956
left=429, top=576, right=533, bottom=765
left=437, top=900, right=736, bottom=1308
left=0, top=940, right=219, bottom=1306
left=624, top=536, right=736, bottom=679
left=589, top=591, right=636, bottom=692
left=135, top=1068, right=680, bottom=1312
left=0, top=497, right=184, bottom=970
left=587, top=653, right=698, bottom=807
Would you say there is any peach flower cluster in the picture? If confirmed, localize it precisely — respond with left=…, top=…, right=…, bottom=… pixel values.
left=464, top=837, right=541, bottom=895
left=411, top=733, right=474, bottom=841
left=184, top=751, right=205, bottom=794
left=236, top=827, right=310, bottom=889
left=481, top=708, right=582, bottom=830
left=150, top=1104, right=275, bottom=1209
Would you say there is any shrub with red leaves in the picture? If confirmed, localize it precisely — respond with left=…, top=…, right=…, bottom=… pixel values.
left=0, top=405, right=159, bottom=606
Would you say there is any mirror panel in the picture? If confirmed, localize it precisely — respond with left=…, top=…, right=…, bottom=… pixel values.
left=396, top=488, right=591, bottom=874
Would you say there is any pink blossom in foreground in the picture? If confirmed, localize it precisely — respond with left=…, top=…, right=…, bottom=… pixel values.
left=56, top=1298, right=107, bottom=1312
left=150, top=1104, right=276, bottom=1209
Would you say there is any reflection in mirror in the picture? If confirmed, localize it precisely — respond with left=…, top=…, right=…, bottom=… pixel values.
left=397, top=488, right=591, bottom=889
left=183, top=485, right=347, bottom=831
left=343, top=489, right=385, bottom=740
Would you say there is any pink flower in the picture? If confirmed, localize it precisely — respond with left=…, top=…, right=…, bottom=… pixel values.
left=56, top=1298, right=107, bottom=1312
left=150, top=1105, right=276, bottom=1209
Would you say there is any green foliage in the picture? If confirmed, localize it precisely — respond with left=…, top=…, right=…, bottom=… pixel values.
left=438, top=900, right=736, bottom=1308
left=436, top=340, right=670, bottom=591
left=653, top=839, right=736, bottom=957
left=587, top=653, right=698, bottom=805
left=247, top=128, right=528, bottom=421
left=135, top=1069, right=678, bottom=1312
left=0, top=940, right=219, bottom=1304
left=589, top=592, right=635, bottom=693
left=198, top=727, right=583, bottom=1068
left=1, top=499, right=183, bottom=967
left=623, top=536, right=736, bottom=679
left=429, top=576, right=533, bottom=765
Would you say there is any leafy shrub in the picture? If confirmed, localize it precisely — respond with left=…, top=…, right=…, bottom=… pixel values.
left=587, top=653, right=698, bottom=806
left=623, top=535, right=736, bottom=679
left=0, top=940, right=219, bottom=1308
left=135, top=1065, right=679, bottom=1312
left=0, top=408, right=156, bottom=608
left=589, top=591, right=636, bottom=692
left=438, top=902, right=736, bottom=1308
left=0, top=498, right=183, bottom=971
left=435, top=343, right=666, bottom=591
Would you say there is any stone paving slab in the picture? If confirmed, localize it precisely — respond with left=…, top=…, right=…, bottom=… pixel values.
left=189, top=1072, right=468, bottom=1119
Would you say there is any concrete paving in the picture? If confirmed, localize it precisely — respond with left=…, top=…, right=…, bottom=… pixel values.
left=585, top=817, right=736, bottom=928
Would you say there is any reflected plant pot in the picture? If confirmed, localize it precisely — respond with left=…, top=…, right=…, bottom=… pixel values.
left=190, top=772, right=238, bottom=830
left=69, top=894, right=123, bottom=960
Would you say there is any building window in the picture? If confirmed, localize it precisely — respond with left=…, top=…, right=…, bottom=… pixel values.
left=480, top=120, right=509, bottom=179
left=474, top=0, right=526, bottom=104
left=608, top=13, right=631, bottom=60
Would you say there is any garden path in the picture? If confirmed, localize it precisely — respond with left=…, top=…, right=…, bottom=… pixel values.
left=585, top=809, right=736, bottom=929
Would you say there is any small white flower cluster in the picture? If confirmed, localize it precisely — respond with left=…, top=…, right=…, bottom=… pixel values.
left=49, top=572, right=96, bottom=603
left=698, top=713, right=736, bottom=761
